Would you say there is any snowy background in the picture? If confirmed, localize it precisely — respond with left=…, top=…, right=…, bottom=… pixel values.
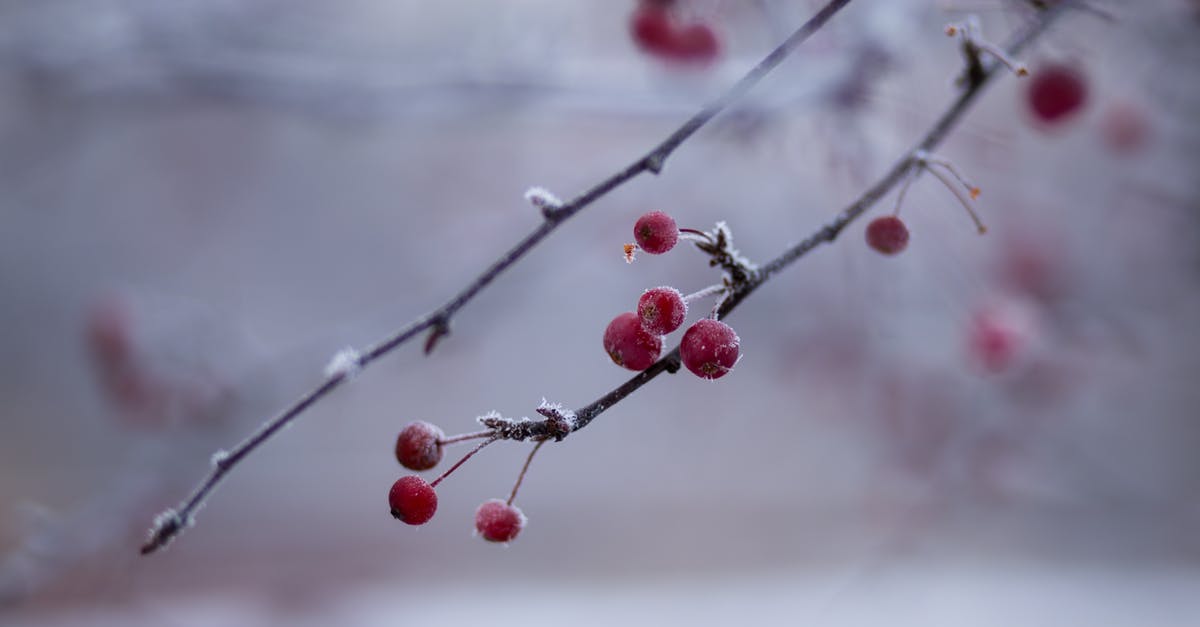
left=1, top=1, right=1198, bottom=625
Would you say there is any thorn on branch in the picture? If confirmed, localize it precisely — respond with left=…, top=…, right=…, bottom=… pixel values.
left=644, top=154, right=665, bottom=175
left=424, top=319, right=450, bottom=355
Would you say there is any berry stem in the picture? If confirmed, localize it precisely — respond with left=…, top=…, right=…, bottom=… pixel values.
left=437, top=430, right=495, bottom=446
left=430, top=436, right=499, bottom=489
left=892, top=170, right=917, bottom=216
left=507, top=440, right=546, bottom=506
left=678, top=227, right=713, bottom=243
left=925, top=164, right=988, bottom=234
left=917, top=151, right=982, bottom=200
left=681, top=284, right=726, bottom=304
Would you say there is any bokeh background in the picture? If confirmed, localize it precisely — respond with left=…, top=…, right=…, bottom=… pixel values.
left=2, top=1, right=1198, bottom=625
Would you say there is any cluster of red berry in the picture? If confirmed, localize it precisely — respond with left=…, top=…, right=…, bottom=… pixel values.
left=629, top=0, right=720, bottom=64
left=605, top=211, right=741, bottom=380
left=387, top=422, right=524, bottom=543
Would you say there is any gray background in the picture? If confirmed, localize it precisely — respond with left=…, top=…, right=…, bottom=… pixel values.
left=2, top=1, right=1198, bottom=625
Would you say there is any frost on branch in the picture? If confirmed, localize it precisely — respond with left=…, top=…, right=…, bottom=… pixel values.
left=692, top=221, right=757, bottom=289
left=323, top=347, right=362, bottom=379
left=536, top=398, right=577, bottom=437
left=477, top=401, right=575, bottom=442
left=524, top=186, right=563, bottom=218
left=140, top=508, right=190, bottom=555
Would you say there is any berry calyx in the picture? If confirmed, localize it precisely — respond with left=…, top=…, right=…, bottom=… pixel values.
left=474, top=499, right=526, bottom=543
left=633, top=211, right=679, bottom=255
left=395, top=421, right=445, bottom=471
left=637, top=287, right=687, bottom=335
left=1026, top=63, right=1087, bottom=125
left=604, top=312, right=664, bottom=371
left=389, top=475, right=437, bottom=525
left=680, top=318, right=740, bottom=380
left=866, top=215, right=910, bottom=255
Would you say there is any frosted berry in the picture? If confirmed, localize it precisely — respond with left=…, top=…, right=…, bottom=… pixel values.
left=394, top=421, right=445, bottom=471
left=389, top=475, right=437, bottom=525
left=866, top=215, right=909, bottom=255
left=680, top=318, right=740, bottom=380
left=474, top=499, right=526, bottom=543
left=1026, top=63, right=1087, bottom=125
left=633, top=211, right=679, bottom=255
left=638, top=287, right=687, bottom=335
left=604, top=312, right=663, bottom=371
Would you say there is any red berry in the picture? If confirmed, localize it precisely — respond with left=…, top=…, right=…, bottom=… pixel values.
left=604, top=312, right=663, bottom=371
left=474, top=499, right=526, bottom=543
left=637, top=287, right=687, bottom=335
left=389, top=475, right=437, bottom=525
left=633, top=211, right=679, bottom=255
left=680, top=318, right=740, bottom=380
left=395, top=421, right=445, bottom=471
left=630, top=7, right=675, bottom=55
left=967, top=302, right=1036, bottom=374
left=865, top=215, right=909, bottom=255
left=1026, top=63, right=1087, bottom=125
left=1100, top=100, right=1150, bottom=155
left=669, top=23, right=720, bottom=63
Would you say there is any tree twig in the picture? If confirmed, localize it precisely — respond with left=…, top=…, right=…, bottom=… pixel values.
left=530, top=5, right=1068, bottom=440
left=139, top=0, right=857, bottom=555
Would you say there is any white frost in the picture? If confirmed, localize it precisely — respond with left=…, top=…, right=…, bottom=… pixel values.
left=537, top=398, right=577, bottom=429
left=324, top=347, right=362, bottom=378
left=524, top=186, right=563, bottom=211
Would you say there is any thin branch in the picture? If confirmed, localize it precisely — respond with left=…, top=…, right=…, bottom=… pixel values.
left=140, top=0, right=857, bottom=555
left=563, top=6, right=1067, bottom=437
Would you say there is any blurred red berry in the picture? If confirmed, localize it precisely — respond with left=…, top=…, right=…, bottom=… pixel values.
left=1100, top=100, right=1150, bottom=155
left=680, top=318, right=740, bottom=379
left=389, top=475, right=437, bottom=525
left=967, top=302, right=1037, bottom=374
left=633, top=211, right=679, bottom=255
left=475, top=499, right=526, bottom=543
left=604, top=312, right=664, bottom=371
left=866, top=215, right=909, bottom=255
left=670, top=23, right=720, bottom=63
left=630, top=7, right=675, bottom=55
left=638, top=286, right=687, bottom=335
left=1026, top=63, right=1087, bottom=125
left=395, top=421, right=445, bottom=471
left=629, top=6, right=720, bottom=65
